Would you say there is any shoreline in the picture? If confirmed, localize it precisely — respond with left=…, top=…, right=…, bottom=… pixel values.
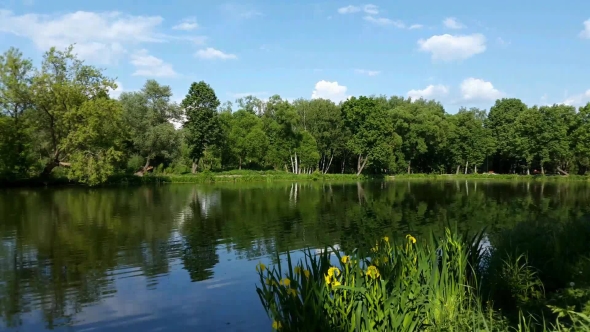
left=1, top=172, right=588, bottom=188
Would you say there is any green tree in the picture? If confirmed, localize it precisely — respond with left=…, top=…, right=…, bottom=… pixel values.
left=341, top=96, right=397, bottom=175
left=486, top=98, right=528, bottom=173
left=448, top=107, right=494, bottom=174
left=120, top=79, right=181, bottom=175
left=0, top=48, right=34, bottom=177
left=181, top=81, right=221, bottom=173
left=29, top=45, right=121, bottom=182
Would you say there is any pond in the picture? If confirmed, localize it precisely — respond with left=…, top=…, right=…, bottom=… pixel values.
left=0, top=180, right=589, bottom=331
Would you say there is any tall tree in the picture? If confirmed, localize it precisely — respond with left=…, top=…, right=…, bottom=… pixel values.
left=0, top=48, right=34, bottom=177
left=120, top=79, right=181, bottom=175
left=181, top=81, right=221, bottom=173
left=341, top=96, right=397, bottom=175
left=29, top=45, right=122, bottom=182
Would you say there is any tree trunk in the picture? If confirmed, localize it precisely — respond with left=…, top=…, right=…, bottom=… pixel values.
left=290, top=155, right=295, bottom=173
left=294, top=152, right=298, bottom=174
left=324, top=154, right=334, bottom=174
left=541, top=165, right=544, bottom=175
left=456, top=165, right=460, bottom=175
left=407, top=160, right=411, bottom=174
left=557, top=167, right=569, bottom=176
left=356, top=154, right=368, bottom=176
left=474, top=165, right=477, bottom=174
left=464, top=161, right=469, bottom=174
left=191, top=160, right=198, bottom=174
left=239, top=157, right=242, bottom=170
left=526, top=167, right=530, bottom=175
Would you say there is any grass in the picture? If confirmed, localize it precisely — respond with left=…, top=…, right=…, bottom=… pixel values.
left=255, top=227, right=590, bottom=331
left=2, top=169, right=590, bottom=188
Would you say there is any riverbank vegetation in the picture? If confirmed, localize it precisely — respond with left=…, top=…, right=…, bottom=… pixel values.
left=2, top=45, right=590, bottom=186
left=256, top=226, right=590, bottom=331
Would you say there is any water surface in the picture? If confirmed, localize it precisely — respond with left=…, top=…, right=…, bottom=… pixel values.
left=1, top=180, right=590, bottom=331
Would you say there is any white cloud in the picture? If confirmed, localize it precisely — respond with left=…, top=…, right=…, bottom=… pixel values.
left=355, top=69, right=380, bottom=76
left=496, top=37, right=510, bottom=46
left=562, top=89, right=590, bottom=106
left=0, top=10, right=165, bottom=64
left=408, top=24, right=423, bottom=30
left=407, top=84, right=449, bottom=100
left=418, top=34, right=486, bottom=61
left=195, top=47, right=237, bottom=60
left=579, top=19, right=590, bottom=39
left=130, top=49, right=177, bottom=77
left=363, top=16, right=405, bottom=28
left=172, top=17, right=198, bottom=31
left=108, top=81, right=124, bottom=99
left=443, top=17, right=464, bottom=29
left=221, top=4, right=262, bottom=19
left=363, top=4, right=379, bottom=15
left=337, top=5, right=361, bottom=14
left=311, top=80, right=349, bottom=103
left=460, top=78, right=503, bottom=101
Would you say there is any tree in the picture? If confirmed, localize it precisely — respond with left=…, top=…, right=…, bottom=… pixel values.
left=120, top=79, right=181, bottom=175
left=486, top=98, right=528, bottom=173
left=448, top=108, right=494, bottom=174
left=29, top=45, right=121, bottom=182
left=0, top=48, right=34, bottom=177
left=341, top=96, right=398, bottom=175
left=572, top=103, right=590, bottom=174
left=181, top=81, right=221, bottom=173
left=229, top=110, right=268, bottom=169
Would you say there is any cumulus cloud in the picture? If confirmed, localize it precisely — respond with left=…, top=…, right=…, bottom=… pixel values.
left=0, top=9, right=165, bottom=64
left=418, top=34, right=486, bottom=61
left=172, top=17, right=198, bottom=31
left=355, top=69, right=380, bottom=76
left=460, top=78, right=503, bottom=101
left=363, top=16, right=405, bottom=28
left=311, top=80, right=349, bottom=103
left=580, top=19, right=590, bottom=39
left=562, top=89, right=590, bottom=106
left=363, top=4, right=379, bottom=15
left=443, top=17, right=464, bottom=29
left=130, top=49, right=177, bottom=77
left=407, top=84, right=449, bottom=100
left=337, top=5, right=361, bottom=14
left=195, top=47, right=237, bottom=60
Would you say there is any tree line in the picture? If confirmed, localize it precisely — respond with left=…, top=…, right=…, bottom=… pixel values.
left=1, top=45, right=590, bottom=185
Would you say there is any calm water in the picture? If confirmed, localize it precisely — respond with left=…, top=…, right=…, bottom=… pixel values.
left=1, top=180, right=590, bottom=331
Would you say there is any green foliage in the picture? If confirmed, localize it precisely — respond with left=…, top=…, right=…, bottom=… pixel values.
left=181, top=81, right=221, bottom=169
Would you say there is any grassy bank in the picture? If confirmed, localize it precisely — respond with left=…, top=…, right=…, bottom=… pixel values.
left=388, top=173, right=590, bottom=182
left=2, top=170, right=590, bottom=188
left=256, top=224, right=590, bottom=331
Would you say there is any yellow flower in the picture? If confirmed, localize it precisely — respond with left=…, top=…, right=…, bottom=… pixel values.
left=324, top=274, right=332, bottom=285
left=294, top=266, right=302, bottom=274
left=327, top=266, right=340, bottom=277
left=256, top=262, right=266, bottom=273
left=331, top=280, right=341, bottom=288
left=265, top=278, right=272, bottom=285
left=279, top=278, right=291, bottom=287
left=303, top=270, right=310, bottom=279
left=287, top=288, right=297, bottom=297
left=341, top=255, right=351, bottom=264
left=381, top=256, right=389, bottom=265
left=366, top=265, right=380, bottom=279
left=383, top=236, right=389, bottom=243
left=371, top=245, right=378, bottom=253
left=272, top=320, right=282, bottom=330
left=406, top=234, right=416, bottom=244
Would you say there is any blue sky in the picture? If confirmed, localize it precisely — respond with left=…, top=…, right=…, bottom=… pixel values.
left=0, top=0, right=589, bottom=112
